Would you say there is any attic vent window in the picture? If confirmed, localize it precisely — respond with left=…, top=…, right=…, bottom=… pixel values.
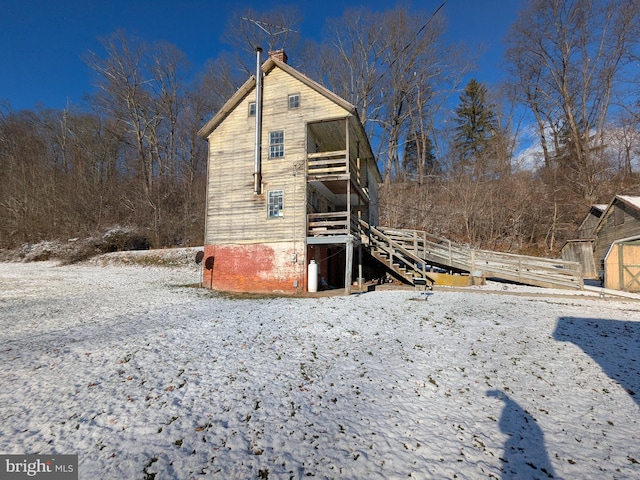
left=269, top=130, right=285, bottom=158
left=248, top=102, right=256, bottom=116
left=288, top=94, right=300, bottom=109
left=268, top=190, right=284, bottom=217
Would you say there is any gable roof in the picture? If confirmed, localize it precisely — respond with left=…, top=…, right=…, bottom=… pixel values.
left=577, top=203, right=608, bottom=232
left=198, top=57, right=358, bottom=139
left=593, top=195, right=640, bottom=235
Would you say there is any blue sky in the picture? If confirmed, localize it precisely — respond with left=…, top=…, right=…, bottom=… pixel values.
left=1, top=0, right=524, bottom=112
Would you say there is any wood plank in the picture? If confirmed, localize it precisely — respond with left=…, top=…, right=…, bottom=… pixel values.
left=307, top=150, right=347, bottom=159
left=308, top=167, right=348, bottom=175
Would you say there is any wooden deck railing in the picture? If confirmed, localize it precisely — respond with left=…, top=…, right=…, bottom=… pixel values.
left=307, top=212, right=361, bottom=237
left=307, top=212, right=349, bottom=236
left=307, top=151, right=348, bottom=176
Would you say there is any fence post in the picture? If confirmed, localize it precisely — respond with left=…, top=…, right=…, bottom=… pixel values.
left=518, top=257, right=522, bottom=283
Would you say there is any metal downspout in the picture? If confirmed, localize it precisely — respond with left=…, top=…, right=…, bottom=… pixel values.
left=254, top=47, right=263, bottom=194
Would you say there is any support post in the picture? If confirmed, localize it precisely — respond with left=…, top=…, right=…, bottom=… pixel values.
left=358, top=240, right=363, bottom=291
left=618, top=243, right=624, bottom=291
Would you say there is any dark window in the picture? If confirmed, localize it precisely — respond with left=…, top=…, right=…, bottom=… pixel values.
left=248, top=102, right=256, bottom=116
left=268, top=190, right=284, bottom=217
left=288, top=94, right=300, bottom=109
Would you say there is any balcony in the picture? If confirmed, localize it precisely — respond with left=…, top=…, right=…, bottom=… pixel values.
left=307, top=150, right=348, bottom=177
left=307, top=212, right=360, bottom=237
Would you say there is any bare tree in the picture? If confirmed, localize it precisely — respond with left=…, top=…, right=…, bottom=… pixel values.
left=222, top=6, right=303, bottom=75
left=312, top=8, right=386, bottom=140
left=505, top=0, right=640, bottom=202
left=86, top=31, right=157, bottom=200
left=315, top=5, right=459, bottom=185
left=86, top=31, right=202, bottom=246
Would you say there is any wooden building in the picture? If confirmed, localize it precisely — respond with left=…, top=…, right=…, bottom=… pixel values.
left=561, top=239, right=598, bottom=279
left=603, top=236, right=640, bottom=292
left=561, top=203, right=608, bottom=279
left=563, top=196, right=640, bottom=286
left=592, top=195, right=640, bottom=287
left=198, top=50, right=381, bottom=294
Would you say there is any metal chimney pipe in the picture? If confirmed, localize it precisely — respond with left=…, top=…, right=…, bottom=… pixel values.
left=254, top=47, right=263, bottom=195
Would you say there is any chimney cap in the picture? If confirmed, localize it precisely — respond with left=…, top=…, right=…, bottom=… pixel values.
left=268, top=49, right=288, bottom=64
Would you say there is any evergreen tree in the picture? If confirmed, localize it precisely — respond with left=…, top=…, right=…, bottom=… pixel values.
left=421, top=134, right=439, bottom=176
left=403, top=133, right=439, bottom=181
left=452, top=79, right=497, bottom=171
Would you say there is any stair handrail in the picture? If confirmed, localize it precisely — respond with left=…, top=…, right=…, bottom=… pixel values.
left=359, top=220, right=430, bottom=281
left=376, top=227, right=470, bottom=272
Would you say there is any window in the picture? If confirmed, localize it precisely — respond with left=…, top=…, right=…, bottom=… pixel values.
left=248, top=102, right=256, bottom=116
left=288, top=94, right=300, bottom=109
left=268, top=190, right=284, bottom=217
left=269, top=130, right=284, bottom=158
left=614, top=206, right=625, bottom=226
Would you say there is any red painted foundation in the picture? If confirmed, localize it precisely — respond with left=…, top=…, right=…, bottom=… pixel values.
left=202, top=244, right=303, bottom=293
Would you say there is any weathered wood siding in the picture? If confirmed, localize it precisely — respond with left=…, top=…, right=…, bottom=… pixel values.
left=578, top=210, right=603, bottom=239
left=205, top=67, right=350, bottom=246
left=561, top=240, right=597, bottom=278
left=366, top=164, right=380, bottom=225
left=594, top=201, right=640, bottom=273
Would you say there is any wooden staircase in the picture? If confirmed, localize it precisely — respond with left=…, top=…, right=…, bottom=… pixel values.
left=361, top=222, right=436, bottom=289
left=360, top=221, right=584, bottom=290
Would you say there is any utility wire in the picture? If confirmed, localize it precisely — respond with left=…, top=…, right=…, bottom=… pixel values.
left=372, top=0, right=448, bottom=89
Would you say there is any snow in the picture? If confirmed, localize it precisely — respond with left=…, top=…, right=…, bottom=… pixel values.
left=618, top=196, right=640, bottom=211
left=1, top=257, right=639, bottom=479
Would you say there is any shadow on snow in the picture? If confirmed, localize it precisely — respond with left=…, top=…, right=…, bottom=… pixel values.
left=553, top=317, right=639, bottom=407
left=487, top=389, right=557, bottom=479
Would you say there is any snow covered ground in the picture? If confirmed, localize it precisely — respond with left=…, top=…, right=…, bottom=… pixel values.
left=0, top=257, right=638, bottom=479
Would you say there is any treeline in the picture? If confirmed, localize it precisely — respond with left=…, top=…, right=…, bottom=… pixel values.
left=0, top=32, right=239, bottom=249
left=1, top=1, right=639, bottom=254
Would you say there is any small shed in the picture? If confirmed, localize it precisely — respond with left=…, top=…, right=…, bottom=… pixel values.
left=603, top=236, right=640, bottom=292
left=561, top=203, right=607, bottom=279
left=561, top=239, right=597, bottom=279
